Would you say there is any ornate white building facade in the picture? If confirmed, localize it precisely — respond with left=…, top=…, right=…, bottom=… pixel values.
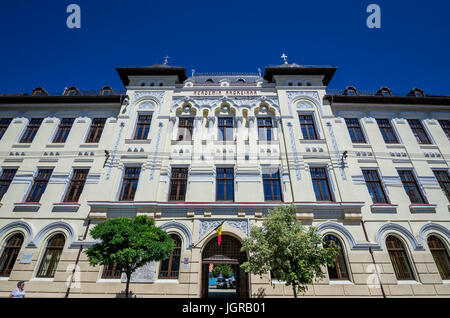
left=0, top=62, right=449, bottom=297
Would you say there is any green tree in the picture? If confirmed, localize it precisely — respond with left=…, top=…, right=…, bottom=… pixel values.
left=212, top=265, right=221, bottom=278
left=212, top=264, right=232, bottom=278
left=220, top=264, right=232, bottom=279
left=241, top=205, right=340, bottom=298
left=85, top=216, right=174, bottom=297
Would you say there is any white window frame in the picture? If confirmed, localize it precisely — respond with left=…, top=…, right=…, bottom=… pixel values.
left=297, top=110, right=322, bottom=140
left=307, top=163, right=336, bottom=202
left=115, top=163, right=143, bottom=201
left=131, top=111, right=154, bottom=140
left=361, top=167, right=391, bottom=204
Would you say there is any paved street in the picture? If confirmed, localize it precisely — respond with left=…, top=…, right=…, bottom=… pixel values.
left=207, top=288, right=237, bottom=299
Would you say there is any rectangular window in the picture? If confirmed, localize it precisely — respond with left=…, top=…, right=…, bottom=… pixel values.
left=433, top=170, right=450, bottom=200
left=118, top=167, right=141, bottom=201
left=102, top=263, right=122, bottom=279
left=376, top=119, right=399, bottom=144
left=407, top=119, right=431, bottom=144
left=299, top=115, right=319, bottom=140
left=26, top=169, right=53, bottom=202
left=216, top=168, right=234, bottom=201
left=438, top=120, right=450, bottom=140
left=0, top=118, right=12, bottom=140
left=398, top=170, right=426, bottom=204
left=0, top=169, right=17, bottom=201
left=53, top=118, right=74, bottom=143
left=177, top=117, right=194, bottom=141
left=345, top=118, right=366, bottom=143
left=262, top=168, right=282, bottom=201
left=362, top=170, right=389, bottom=203
left=19, top=118, right=43, bottom=143
left=169, top=168, right=188, bottom=201
left=257, top=117, right=273, bottom=141
left=85, top=118, right=106, bottom=143
left=134, top=115, right=152, bottom=140
left=218, top=117, right=233, bottom=141
left=310, top=167, right=333, bottom=201
left=63, top=169, right=89, bottom=202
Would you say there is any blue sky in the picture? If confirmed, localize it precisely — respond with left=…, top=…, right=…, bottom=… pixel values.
left=0, top=0, right=449, bottom=95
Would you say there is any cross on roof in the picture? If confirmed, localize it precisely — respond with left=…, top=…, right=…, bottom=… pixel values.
left=281, top=53, right=288, bottom=64
left=163, top=55, right=170, bottom=65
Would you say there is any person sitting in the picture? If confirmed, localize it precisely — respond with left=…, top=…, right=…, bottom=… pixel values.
left=10, top=281, right=25, bottom=298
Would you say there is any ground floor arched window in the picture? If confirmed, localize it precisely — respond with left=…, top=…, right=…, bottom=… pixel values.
left=427, top=235, right=450, bottom=280
left=36, top=233, right=65, bottom=278
left=158, top=234, right=181, bottom=279
left=324, top=234, right=349, bottom=280
left=0, top=233, right=24, bottom=277
left=386, top=235, right=414, bottom=280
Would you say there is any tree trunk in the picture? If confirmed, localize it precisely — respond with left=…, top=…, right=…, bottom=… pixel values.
left=292, top=285, right=297, bottom=299
left=125, top=272, right=131, bottom=298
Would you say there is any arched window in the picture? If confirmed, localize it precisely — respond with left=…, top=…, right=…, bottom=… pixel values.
left=236, top=78, right=245, bottom=84
left=297, top=82, right=302, bottom=86
left=205, top=79, right=214, bottom=84
left=345, top=86, right=357, bottom=96
left=65, top=87, right=80, bottom=96
left=0, top=233, right=24, bottom=277
left=100, top=86, right=113, bottom=96
left=427, top=235, right=450, bottom=280
left=324, top=234, right=349, bottom=280
left=158, top=234, right=181, bottom=279
left=386, top=235, right=414, bottom=280
left=377, top=87, right=392, bottom=97
left=36, top=233, right=65, bottom=278
left=31, top=87, right=48, bottom=96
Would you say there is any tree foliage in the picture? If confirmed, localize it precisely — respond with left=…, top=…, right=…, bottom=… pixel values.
left=212, top=264, right=232, bottom=278
left=240, top=205, right=340, bottom=298
left=84, top=216, right=174, bottom=297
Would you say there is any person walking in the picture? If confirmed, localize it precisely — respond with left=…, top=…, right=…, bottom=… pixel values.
left=10, top=281, right=25, bottom=298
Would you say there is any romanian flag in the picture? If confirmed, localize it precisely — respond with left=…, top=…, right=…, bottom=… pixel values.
left=214, top=221, right=225, bottom=246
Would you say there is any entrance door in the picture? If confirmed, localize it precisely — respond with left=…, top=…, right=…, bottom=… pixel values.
left=201, top=235, right=249, bottom=298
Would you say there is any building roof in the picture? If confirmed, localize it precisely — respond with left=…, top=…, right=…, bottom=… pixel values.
left=0, top=87, right=125, bottom=104
left=325, top=88, right=450, bottom=105
left=116, top=64, right=187, bottom=86
left=187, top=73, right=262, bottom=84
left=263, top=63, right=337, bottom=85
left=0, top=94, right=125, bottom=104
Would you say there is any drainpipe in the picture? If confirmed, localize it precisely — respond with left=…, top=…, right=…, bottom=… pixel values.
left=361, top=220, right=386, bottom=298
left=65, top=219, right=91, bottom=298
left=278, top=117, right=295, bottom=204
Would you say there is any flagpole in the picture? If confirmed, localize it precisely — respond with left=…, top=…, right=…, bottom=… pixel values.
left=192, top=220, right=225, bottom=248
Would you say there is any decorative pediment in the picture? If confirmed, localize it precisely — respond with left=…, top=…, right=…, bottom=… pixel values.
left=286, top=91, right=322, bottom=117
left=198, top=219, right=249, bottom=241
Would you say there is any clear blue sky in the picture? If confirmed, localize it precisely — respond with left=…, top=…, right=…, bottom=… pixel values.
left=0, top=0, right=449, bottom=95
